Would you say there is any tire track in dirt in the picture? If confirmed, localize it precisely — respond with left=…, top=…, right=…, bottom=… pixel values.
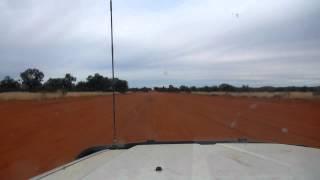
left=117, top=93, right=158, bottom=143
left=154, top=93, right=245, bottom=141
left=181, top=94, right=320, bottom=146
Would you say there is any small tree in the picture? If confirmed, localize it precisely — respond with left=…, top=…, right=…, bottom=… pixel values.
left=63, top=73, right=76, bottom=90
left=0, top=76, right=20, bottom=92
left=141, top=87, right=151, bottom=92
left=43, top=78, right=64, bottom=91
left=20, top=68, right=44, bottom=91
left=168, top=85, right=179, bottom=92
left=114, top=79, right=128, bottom=93
left=219, top=83, right=235, bottom=92
left=190, top=86, right=197, bottom=92
left=75, top=81, right=89, bottom=91
left=179, top=85, right=190, bottom=92
left=87, top=73, right=111, bottom=91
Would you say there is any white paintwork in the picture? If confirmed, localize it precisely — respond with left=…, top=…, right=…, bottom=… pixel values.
left=31, top=150, right=125, bottom=180
left=32, top=143, right=320, bottom=180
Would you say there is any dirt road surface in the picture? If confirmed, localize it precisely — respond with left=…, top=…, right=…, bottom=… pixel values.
left=1, top=92, right=320, bottom=179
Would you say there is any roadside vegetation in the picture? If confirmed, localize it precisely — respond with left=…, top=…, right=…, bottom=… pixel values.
left=0, top=68, right=128, bottom=93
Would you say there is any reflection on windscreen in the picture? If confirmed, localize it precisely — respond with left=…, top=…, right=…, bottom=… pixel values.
left=0, top=0, right=320, bottom=179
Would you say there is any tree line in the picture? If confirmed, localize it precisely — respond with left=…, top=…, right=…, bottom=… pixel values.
left=133, top=84, right=320, bottom=93
left=1, top=69, right=319, bottom=93
left=0, top=68, right=128, bottom=93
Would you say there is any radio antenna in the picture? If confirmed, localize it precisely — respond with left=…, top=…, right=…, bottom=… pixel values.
left=109, top=0, right=117, bottom=145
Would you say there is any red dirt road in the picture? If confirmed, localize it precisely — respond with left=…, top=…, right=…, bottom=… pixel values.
left=1, top=92, right=320, bottom=179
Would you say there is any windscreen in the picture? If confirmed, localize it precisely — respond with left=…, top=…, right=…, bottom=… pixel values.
left=0, top=0, right=320, bottom=179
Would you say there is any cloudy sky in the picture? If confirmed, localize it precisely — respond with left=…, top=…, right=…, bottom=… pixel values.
left=0, top=0, right=320, bottom=87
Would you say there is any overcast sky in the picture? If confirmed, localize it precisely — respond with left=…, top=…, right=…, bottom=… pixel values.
left=0, top=0, right=320, bottom=87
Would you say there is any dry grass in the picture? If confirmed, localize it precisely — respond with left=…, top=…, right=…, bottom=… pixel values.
left=192, top=91, right=320, bottom=100
left=0, top=92, right=114, bottom=101
left=1, top=91, right=319, bottom=101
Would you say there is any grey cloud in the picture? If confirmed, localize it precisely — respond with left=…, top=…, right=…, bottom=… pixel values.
left=0, top=0, right=320, bottom=87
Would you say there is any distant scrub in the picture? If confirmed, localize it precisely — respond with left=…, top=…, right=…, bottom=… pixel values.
left=129, top=87, right=152, bottom=92
left=153, top=84, right=320, bottom=93
left=0, top=68, right=128, bottom=93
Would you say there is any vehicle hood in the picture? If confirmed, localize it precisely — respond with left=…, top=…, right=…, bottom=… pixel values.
left=32, top=143, right=320, bottom=180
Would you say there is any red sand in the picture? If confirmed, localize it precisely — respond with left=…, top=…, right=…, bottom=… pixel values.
left=1, top=92, right=320, bottom=179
